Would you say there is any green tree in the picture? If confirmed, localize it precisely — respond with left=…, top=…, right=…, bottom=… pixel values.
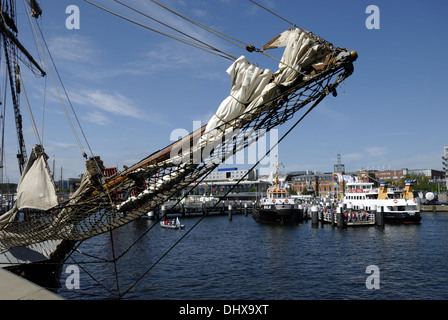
left=400, top=174, right=444, bottom=192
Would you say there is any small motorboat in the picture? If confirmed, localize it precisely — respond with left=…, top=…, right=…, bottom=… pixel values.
left=160, top=217, right=185, bottom=229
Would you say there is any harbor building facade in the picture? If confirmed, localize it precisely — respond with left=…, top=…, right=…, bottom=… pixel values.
left=190, top=167, right=271, bottom=196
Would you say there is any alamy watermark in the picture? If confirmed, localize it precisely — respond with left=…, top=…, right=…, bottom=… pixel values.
left=365, top=265, right=380, bottom=289
left=65, top=265, right=80, bottom=290
left=365, top=5, right=380, bottom=30
left=169, top=121, right=278, bottom=167
left=65, top=5, right=80, bottom=29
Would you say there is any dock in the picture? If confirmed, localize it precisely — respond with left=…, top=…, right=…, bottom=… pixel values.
left=155, top=200, right=254, bottom=219
left=420, top=204, right=448, bottom=212
left=319, top=211, right=376, bottom=227
left=0, top=268, right=64, bottom=300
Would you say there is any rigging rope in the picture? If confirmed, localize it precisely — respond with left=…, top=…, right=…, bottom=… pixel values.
left=113, top=0, right=237, bottom=61
left=150, top=0, right=252, bottom=52
left=248, top=0, right=338, bottom=51
left=23, top=1, right=89, bottom=158
left=84, top=0, right=236, bottom=61
left=85, top=0, right=327, bottom=79
left=17, top=73, right=41, bottom=145
left=249, top=0, right=298, bottom=28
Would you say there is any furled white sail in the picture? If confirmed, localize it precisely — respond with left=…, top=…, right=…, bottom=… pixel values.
left=200, top=55, right=272, bottom=146
left=15, top=155, right=59, bottom=211
left=264, top=28, right=328, bottom=86
left=0, top=149, right=58, bottom=230
left=243, top=28, right=330, bottom=119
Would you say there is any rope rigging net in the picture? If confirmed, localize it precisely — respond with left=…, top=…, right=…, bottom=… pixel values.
left=0, top=47, right=356, bottom=251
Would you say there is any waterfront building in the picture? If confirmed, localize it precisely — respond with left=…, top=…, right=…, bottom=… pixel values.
left=190, top=167, right=271, bottom=196
left=373, top=168, right=444, bottom=185
left=55, top=177, right=82, bottom=191
left=291, top=171, right=345, bottom=200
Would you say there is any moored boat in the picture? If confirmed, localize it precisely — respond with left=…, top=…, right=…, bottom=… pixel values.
left=252, top=156, right=301, bottom=224
left=340, top=180, right=421, bottom=224
left=252, top=187, right=301, bottom=224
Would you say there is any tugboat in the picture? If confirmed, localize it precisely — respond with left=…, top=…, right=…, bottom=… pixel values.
left=340, top=180, right=421, bottom=224
left=252, top=157, right=301, bottom=224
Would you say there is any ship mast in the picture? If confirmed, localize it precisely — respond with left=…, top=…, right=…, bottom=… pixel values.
left=274, top=154, right=279, bottom=189
left=0, top=0, right=45, bottom=174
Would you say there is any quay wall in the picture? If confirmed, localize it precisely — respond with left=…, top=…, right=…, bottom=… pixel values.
left=420, top=204, right=448, bottom=212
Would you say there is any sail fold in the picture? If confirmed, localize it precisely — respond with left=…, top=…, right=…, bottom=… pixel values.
left=15, top=153, right=59, bottom=211
left=243, top=28, right=331, bottom=120
left=200, top=55, right=272, bottom=146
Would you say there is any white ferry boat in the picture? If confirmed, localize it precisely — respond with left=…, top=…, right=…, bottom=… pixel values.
left=340, top=180, right=421, bottom=224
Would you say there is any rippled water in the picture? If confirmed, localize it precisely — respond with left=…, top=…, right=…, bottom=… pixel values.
left=58, top=212, right=448, bottom=300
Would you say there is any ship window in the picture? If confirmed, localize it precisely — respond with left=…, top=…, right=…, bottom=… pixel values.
left=387, top=205, right=417, bottom=211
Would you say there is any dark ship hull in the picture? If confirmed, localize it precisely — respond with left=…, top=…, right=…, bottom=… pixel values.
left=252, top=205, right=302, bottom=225
left=384, top=212, right=422, bottom=224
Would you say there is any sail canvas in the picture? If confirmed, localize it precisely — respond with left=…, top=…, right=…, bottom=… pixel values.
left=15, top=155, right=59, bottom=211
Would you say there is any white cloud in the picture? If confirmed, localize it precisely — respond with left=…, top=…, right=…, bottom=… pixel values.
left=48, top=35, right=100, bottom=63
left=69, top=89, right=143, bottom=121
left=84, top=111, right=111, bottom=126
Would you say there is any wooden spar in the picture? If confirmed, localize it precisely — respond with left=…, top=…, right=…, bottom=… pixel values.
left=95, top=125, right=207, bottom=194
left=0, top=23, right=46, bottom=76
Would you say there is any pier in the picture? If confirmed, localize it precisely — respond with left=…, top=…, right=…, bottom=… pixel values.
left=0, top=268, right=64, bottom=300
left=146, top=200, right=255, bottom=220
left=309, top=204, right=381, bottom=228
left=420, top=204, right=448, bottom=212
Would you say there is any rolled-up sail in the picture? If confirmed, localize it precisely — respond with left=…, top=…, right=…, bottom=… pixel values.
left=200, top=55, right=272, bottom=146
left=243, top=28, right=331, bottom=120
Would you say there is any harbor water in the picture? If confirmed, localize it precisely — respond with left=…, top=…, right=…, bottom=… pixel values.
left=58, top=211, right=448, bottom=300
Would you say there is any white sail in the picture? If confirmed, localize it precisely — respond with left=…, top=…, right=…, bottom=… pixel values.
left=244, top=28, right=330, bottom=119
left=15, top=155, right=59, bottom=211
left=0, top=150, right=58, bottom=231
left=200, top=55, right=272, bottom=146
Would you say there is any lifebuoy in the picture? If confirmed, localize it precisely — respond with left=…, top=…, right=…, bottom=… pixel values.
left=285, top=199, right=288, bottom=204
left=413, top=198, right=417, bottom=203
left=272, top=199, right=276, bottom=203
left=393, top=199, right=398, bottom=203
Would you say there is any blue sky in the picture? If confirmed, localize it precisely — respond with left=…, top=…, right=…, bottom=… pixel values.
left=3, top=0, right=447, bottom=183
